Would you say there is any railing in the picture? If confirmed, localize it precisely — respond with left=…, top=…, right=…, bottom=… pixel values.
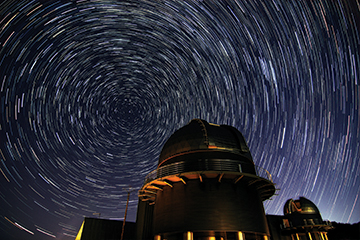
left=256, top=165, right=273, bottom=182
left=143, top=159, right=273, bottom=184
left=281, top=219, right=333, bottom=230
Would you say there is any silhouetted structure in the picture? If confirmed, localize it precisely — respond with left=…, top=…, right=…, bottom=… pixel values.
left=75, top=217, right=136, bottom=240
left=75, top=119, right=338, bottom=240
left=137, top=119, right=275, bottom=240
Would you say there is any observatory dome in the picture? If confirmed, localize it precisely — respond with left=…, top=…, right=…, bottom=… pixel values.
left=158, top=119, right=253, bottom=168
left=138, top=119, right=276, bottom=239
left=283, top=197, right=325, bottom=227
left=284, top=197, right=321, bottom=215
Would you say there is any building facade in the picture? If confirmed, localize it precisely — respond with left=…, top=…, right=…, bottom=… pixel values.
left=137, top=119, right=276, bottom=240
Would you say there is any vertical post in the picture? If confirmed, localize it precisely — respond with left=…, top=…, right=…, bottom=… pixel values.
left=121, top=187, right=133, bottom=240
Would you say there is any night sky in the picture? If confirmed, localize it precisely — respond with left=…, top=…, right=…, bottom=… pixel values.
left=0, top=0, right=359, bottom=239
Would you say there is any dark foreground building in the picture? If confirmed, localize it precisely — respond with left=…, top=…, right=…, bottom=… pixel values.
left=75, top=217, right=136, bottom=240
left=75, top=119, right=335, bottom=240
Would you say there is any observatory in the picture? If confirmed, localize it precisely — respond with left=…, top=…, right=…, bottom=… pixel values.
left=75, top=119, right=335, bottom=240
left=266, top=197, right=333, bottom=240
left=282, top=197, right=332, bottom=239
left=137, top=119, right=276, bottom=240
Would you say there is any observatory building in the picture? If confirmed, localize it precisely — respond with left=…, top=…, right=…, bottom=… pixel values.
left=137, top=119, right=276, bottom=240
left=267, top=197, right=333, bottom=240
left=75, top=119, right=335, bottom=240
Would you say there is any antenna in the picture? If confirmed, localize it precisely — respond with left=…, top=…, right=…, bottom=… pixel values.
left=121, top=186, right=135, bottom=240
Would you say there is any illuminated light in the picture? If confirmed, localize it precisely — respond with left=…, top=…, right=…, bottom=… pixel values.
left=308, top=232, right=313, bottom=240
left=234, top=175, right=243, bottom=183
left=180, top=176, right=187, bottom=184
left=185, top=231, right=193, bottom=240
left=149, top=184, right=163, bottom=190
left=264, top=235, right=269, bottom=240
left=218, top=172, right=224, bottom=182
left=154, top=234, right=161, bottom=240
left=237, top=231, right=244, bottom=240
left=208, top=145, right=218, bottom=149
left=163, top=180, right=173, bottom=188
left=324, top=232, right=329, bottom=240
left=75, top=221, right=84, bottom=240
left=208, top=145, right=229, bottom=151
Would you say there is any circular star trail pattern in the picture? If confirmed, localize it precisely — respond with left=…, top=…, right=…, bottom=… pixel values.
left=0, top=0, right=359, bottom=239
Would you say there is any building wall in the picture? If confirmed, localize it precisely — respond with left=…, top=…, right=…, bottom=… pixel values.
left=153, top=178, right=269, bottom=236
left=136, top=200, right=154, bottom=240
left=77, top=218, right=136, bottom=240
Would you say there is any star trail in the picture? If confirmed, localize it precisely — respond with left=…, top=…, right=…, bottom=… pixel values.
left=0, top=0, right=359, bottom=239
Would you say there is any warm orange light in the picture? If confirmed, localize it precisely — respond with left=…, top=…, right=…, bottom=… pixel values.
left=237, top=231, right=244, bottom=240
left=324, top=232, right=329, bottom=240
left=185, top=231, right=193, bottom=240
left=308, top=232, right=313, bottom=240
left=180, top=177, right=187, bottom=185
left=208, top=145, right=218, bottom=149
left=162, top=180, right=173, bottom=188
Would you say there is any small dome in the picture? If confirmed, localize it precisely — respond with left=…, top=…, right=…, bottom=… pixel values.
left=284, top=197, right=321, bottom=215
left=158, top=119, right=253, bottom=167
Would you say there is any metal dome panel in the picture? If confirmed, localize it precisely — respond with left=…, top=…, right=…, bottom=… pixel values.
left=158, top=119, right=252, bottom=167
